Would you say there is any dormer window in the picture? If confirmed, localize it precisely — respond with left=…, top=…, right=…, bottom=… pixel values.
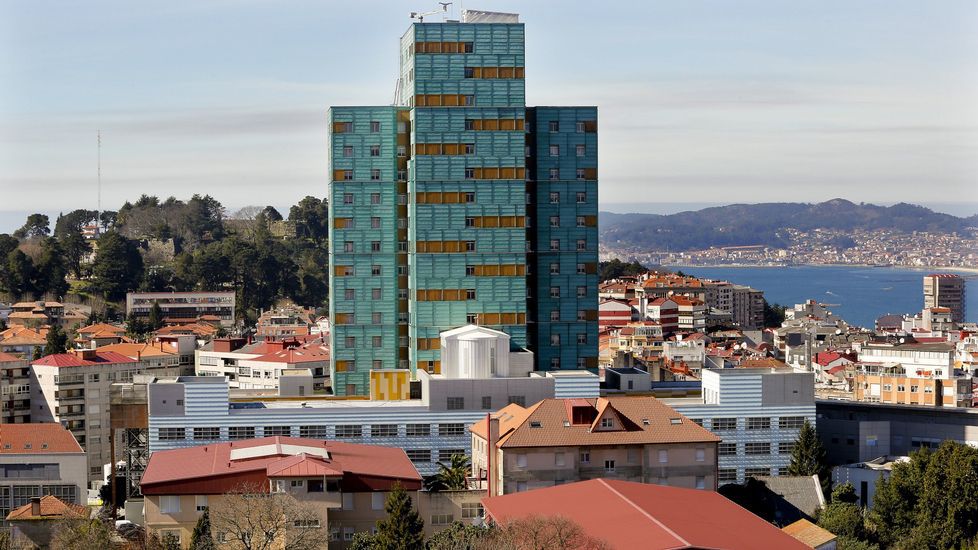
left=670, top=418, right=682, bottom=425
left=530, top=421, right=542, bottom=428
left=600, top=418, right=613, bottom=429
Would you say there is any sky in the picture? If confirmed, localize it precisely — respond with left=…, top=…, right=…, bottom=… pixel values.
left=1, top=0, right=977, bottom=230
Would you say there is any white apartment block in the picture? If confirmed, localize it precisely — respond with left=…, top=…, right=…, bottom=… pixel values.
left=30, top=350, right=181, bottom=483
left=665, top=367, right=816, bottom=485
left=856, top=342, right=956, bottom=379
left=195, top=339, right=330, bottom=390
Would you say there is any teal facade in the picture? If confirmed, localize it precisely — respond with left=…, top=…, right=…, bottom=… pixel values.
left=329, top=17, right=597, bottom=395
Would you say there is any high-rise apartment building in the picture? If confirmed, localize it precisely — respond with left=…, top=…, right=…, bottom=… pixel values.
left=328, top=11, right=598, bottom=395
left=923, top=273, right=966, bottom=324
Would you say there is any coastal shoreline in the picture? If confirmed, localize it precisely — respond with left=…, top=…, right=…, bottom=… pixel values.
left=658, top=263, right=978, bottom=275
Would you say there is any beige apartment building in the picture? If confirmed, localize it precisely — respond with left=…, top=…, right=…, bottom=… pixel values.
left=471, top=396, right=720, bottom=496
left=30, top=350, right=182, bottom=482
left=853, top=372, right=972, bottom=408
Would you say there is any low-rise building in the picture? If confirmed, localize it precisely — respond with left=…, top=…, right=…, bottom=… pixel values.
left=30, top=350, right=182, bottom=482
left=0, top=326, right=47, bottom=359
left=5, top=495, right=89, bottom=549
left=196, top=338, right=329, bottom=390
left=664, top=367, right=816, bottom=485
left=140, top=437, right=422, bottom=548
left=256, top=306, right=315, bottom=340
left=482, top=478, right=810, bottom=550
left=7, top=302, right=64, bottom=328
left=0, top=423, right=87, bottom=525
left=471, top=396, right=720, bottom=496
left=126, top=291, right=236, bottom=328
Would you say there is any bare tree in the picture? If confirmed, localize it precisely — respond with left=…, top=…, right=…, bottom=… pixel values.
left=209, top=483, right=325, bottom=550
left=483, top=515, right=610, bottom=550
left=50, top=518, right=114, bottom=550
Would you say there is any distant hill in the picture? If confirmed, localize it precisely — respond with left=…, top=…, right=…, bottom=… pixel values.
left=600, top=199, right=978, bottom=252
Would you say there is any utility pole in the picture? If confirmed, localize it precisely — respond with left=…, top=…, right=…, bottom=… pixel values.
left=97, top=130, right=102, bottom=232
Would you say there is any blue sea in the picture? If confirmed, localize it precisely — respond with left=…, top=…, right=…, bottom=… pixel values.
left=678, top=266, right=978, bottom=328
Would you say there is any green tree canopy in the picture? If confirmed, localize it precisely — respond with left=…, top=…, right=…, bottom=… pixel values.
left=424, top=454, right=470, bottom=492
left=787, top=420, right=831, bottom=496
left=190, top=509, right=216, bottom=550
left=44, top=324, right=69, bottom=356
left=817, top=483, right=867, bottom=541
left=374, top=482, right=425, bottom=550
left=288, top=196, right=329, bottom=243
left=13, top=213, right=50, bottom=239
left=91, top=231, right=144, bottom=301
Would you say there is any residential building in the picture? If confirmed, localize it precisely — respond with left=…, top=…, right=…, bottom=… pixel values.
left=816, top=399, right=978, bottom=465
left=664, top=367, right=816, bottom=485
left=832, top=456, right=905, bottom=508
left=196, top=338, right=330, bottom=390
left=126, top=291, right=236, bottom=328
left=0, top=326, right=47, bottom=359
left=782, top=519, right=838, bottom=550
left=481, top=478, right=810, bottom=550
left=5, top=496, right=89, bottom=549
left=6, top=302, right=64, bottom=328
left=327, top=10, right=598, bottom=396
left=850, top=341, right=972, bottom=407
left=256, top=306, right=315, bottom=340
left=74, top=323, right=127, bottom=348
left=30, top=350, right=181, bottom=482
left=598, top=299, right=635, bottom=329
left=140, top=437, right=422, bottom=548
left=0, top=423, right=87, bottom=525
left=923, top=273, right=966, bottom=324
left=1, top=352, right=31, bottom=423
left=643, top=298, right=679, bottom=334
left=470, top=396, right=719, bottom=496
left=731, top=285, right=765, bottom=329
left=672, top=295, right=707, bottom=331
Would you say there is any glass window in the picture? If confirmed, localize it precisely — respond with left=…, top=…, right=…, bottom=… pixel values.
left=371, top=169, right=381, bottom=180
left=576, top=144, right=585, bottom=157
left=370, top=145, right=380, bottom=156
left=549, top=120, right=559, bottom=132
left=746, top=417, right=771, bottom=430
left=371, top=424, right=398, bottom=437
left=549, top=144, right=559, bottom=157
left=335, top=425, right=363, bottom=438
left=370, top=121, right=380, bottom=132
left=446, top=397, right=464, bottom=410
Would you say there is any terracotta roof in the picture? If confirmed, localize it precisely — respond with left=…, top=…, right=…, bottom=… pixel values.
left=76, top=323, right=126, bottom=335
left=251, top=343, right=330, bottom=364
left=141, top=437, right=420, bottom=493
left=155, top=323, right=219, bottom=337
left=0, top=351, right=25, bottom=363
left=5, top=495, right=88, bottom=521
left=737, top=358, right=790, bottom=369
left=782, top=518, right=837, bottom=548
left=96, top=342, right=176, bottom=359
left=32, top=350, right=136, bottom=368
left=0, top=423, right=84, bottom=453
left=266, top=454, right=344, bottom=478
left=471, top=397, right=719, bottom=449
left=482, top=479, right=811, bottom=550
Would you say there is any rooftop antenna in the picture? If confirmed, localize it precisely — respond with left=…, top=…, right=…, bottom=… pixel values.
left=410, top=2, right=450, bottom=22
left=97, top=130, right=102, bottom=231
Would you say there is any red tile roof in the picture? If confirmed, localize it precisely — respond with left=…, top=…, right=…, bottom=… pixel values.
left=482, top=479, right=810, bottom=550
left=31, top=350, right=136, bottom=368
left=76, top=323, right=126, bottom=335
left=0, top=423, right=84, bottom=454
left=251, top=343, right=330, bottom=364
left=141, top=437, right=421, bottom=494
left=0, top=351, right=25, bottom=363
left=471, top=397, right=719, bottom=449
left=5, top=495, right=88, bottom=521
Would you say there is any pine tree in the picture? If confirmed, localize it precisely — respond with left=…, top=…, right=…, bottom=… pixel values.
left=374, top=482, right=424, bottom=550
left=44, top=324, right=69, bottom=356
left=190, top=509, right=215, bottom=550
left=148, top=301, right=164, bottom=331
left=787, top=420, right=831, bottom=496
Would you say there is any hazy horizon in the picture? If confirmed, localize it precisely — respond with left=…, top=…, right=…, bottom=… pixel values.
left=2, top=198, right=975, bottom=235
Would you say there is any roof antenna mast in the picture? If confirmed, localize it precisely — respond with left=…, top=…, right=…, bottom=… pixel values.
left=97, top=130, right=102, bottom=228
left=410, top=2, right=450, bottom=23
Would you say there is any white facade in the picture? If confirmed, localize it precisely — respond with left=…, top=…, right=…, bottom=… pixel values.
left=857, top=343, right=955, bottom=379
left=666, top=368, right=816, bottom=485
left=30, top=357, right=177, bottom=482
left=439, top=325, right=531, bottom=379
left=147, top=374, right=593, bottom=477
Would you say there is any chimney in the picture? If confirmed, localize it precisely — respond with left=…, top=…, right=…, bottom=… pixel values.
left=487, top=414, right=501, bottom=496
left=30, top=497, right=40, bottom=517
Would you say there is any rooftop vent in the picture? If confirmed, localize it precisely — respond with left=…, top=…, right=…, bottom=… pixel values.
left=642, top=418, right=650, bottom=425
left=530, top=421, right=542, bottom=428
left=563, top=420, right=571, bottom=427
